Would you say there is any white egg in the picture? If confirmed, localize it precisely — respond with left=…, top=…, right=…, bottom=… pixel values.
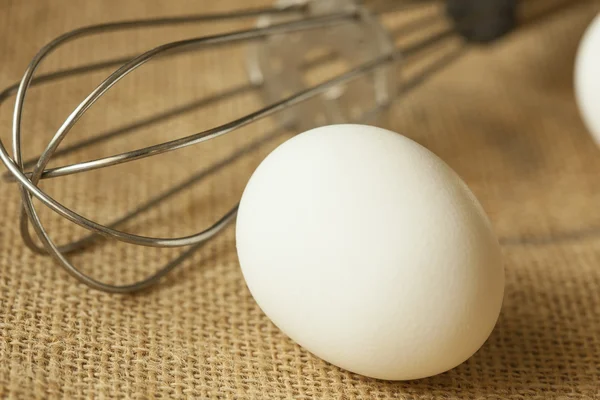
left=236, top=124, right=504, bottom=381
left=575, top=13, right=600, bottom=142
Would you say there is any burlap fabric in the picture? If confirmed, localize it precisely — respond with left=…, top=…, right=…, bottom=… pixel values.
left=1, top=0, right=599, bottom=398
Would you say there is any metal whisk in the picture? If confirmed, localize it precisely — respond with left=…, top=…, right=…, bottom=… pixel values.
left=0, top=0, right=565, bottom=293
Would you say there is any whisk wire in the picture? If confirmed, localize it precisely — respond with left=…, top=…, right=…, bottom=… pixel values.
left=10, top=25, right=459, bottom=295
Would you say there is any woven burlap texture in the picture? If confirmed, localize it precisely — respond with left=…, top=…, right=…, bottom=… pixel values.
left=1, top=0, right=599, bottom=398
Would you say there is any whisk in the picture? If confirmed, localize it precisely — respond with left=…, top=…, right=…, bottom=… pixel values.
left=0, top=0, right=567, bottom=293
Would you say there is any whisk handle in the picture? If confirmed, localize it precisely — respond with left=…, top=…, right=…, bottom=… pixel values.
left=446, top=0, right=517, bottom=43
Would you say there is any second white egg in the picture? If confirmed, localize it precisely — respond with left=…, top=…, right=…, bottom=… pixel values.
left=575, top=13, right=600, bottom=142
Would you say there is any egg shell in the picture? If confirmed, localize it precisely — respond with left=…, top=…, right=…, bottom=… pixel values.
left=575, top=13, right=600, bottom=142
left=236, top=124, right=504, bottom=381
